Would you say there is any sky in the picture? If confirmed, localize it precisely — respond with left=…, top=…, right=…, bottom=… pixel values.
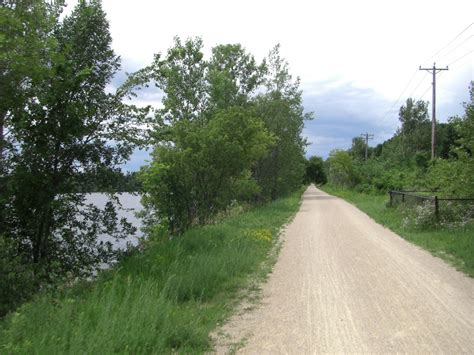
left=65, top=0, right=473, bottom=170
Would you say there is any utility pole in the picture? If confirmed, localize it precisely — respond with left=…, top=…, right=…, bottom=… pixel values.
left=360, top=133, right=374, bottom=160
left=419, top=63, right=448, bottom=160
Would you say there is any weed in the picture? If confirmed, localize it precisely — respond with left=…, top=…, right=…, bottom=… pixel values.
left=0, top=190, right=303, bottom=353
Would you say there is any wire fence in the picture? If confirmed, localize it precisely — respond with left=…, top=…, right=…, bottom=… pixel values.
left=389, top=190, right=474, bottom=220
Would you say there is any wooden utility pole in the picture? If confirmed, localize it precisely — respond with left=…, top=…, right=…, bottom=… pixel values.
left=419, top=63, right=448, bottom=160
left=360, top=133, right=374, bottom=160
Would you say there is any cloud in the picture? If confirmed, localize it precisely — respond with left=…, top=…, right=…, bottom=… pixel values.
left=303, top=80, right=397, bottom=158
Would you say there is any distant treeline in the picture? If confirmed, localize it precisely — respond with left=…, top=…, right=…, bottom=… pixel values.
left=321, top=83, right=474, bottom=197
left=73, top=170, right=143, bottom=193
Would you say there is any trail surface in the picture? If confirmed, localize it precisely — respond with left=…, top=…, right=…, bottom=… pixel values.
left=215, top=186, right=474, bottom=354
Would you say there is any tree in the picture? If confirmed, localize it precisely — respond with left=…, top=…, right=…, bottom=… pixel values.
left=150, top=37, right=208, bottom=127
left=1, top=0, right=140, bottom=289
left=305, top=156, right=327, bottom=185
left=429, top=81, right=474, bottom=196
left=454, top=82, right=474, bottom=156
left=327, top=150, right=358, bottom=187
left=399, top=98, right=430, bottom=157
left=350, top=137, right=366, bottom=161
left=141, top=107, right=273, bottom=234
left=0, top=0, right=64, bottom=160
left=252, top=45, right=312, bottom=200
left=207, top=44, right=265, bottom=111
left=126, top=39, right=275, bottom=234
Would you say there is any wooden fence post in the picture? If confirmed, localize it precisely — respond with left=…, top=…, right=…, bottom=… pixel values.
left=434, top=195, right=439, bottom=220
left=389, top=191, right=393, bottom=206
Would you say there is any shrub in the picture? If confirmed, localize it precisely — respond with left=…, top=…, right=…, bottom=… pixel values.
left=402, top=201, right=438, bottom=229
left=0, top=237, right=36, bottom=317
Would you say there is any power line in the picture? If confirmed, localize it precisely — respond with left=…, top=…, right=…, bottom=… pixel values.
left=418, top=84, right=432, bottom=101
left=447, top=49, right=474, bottom=67
left=381, top=22, right=472, bottom=132
left=407, top=71, right=431, bottom=99
left=440, top=35, right=473, bottom=59
left=380, top=69, right=420, bottom=120
left=421, top=22, right=474, bottom=64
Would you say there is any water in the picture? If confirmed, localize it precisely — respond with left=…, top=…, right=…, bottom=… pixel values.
left=84, top=193, right=144, bottom=250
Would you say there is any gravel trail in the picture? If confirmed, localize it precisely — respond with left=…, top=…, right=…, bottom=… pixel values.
left=214, top=186, right=474, bottom=354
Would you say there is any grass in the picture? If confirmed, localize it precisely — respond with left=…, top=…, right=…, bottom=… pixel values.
left=0, top=190, right=303, bottom=354
left=321, top=185, right=474, bottom=277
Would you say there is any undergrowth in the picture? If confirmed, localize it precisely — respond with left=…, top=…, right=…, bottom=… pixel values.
left=0, top=190, right=303, bottom=353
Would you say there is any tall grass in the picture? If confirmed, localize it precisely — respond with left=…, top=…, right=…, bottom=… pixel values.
left=321, top=185, right=474, bottom=277
left=0, top=190, right=303, bottom=353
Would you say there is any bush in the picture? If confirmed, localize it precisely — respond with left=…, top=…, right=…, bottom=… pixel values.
left=439, top=201, right=474, bottom=229
left=0, top=237, right=36, bottom=317
left=140, top=107, right=273, bottom=235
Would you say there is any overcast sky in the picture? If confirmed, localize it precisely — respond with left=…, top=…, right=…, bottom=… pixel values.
left=65, top=0, right=473, bottom=170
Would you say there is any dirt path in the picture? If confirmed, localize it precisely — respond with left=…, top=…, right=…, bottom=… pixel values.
left=214, top=186, right=474, bottom=354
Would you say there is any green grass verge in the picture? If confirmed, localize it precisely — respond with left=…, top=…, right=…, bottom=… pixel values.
left=321, top=185, right=474, bottom=277
left=0, top=190, right=303, bottom=354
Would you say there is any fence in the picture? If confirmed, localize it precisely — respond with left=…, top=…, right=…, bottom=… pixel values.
left=389, top=190, right=474, bottom=220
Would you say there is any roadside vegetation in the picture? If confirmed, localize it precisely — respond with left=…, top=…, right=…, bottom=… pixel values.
left=314, top=82, right=474, bottom=277
left=1, top=1, right=311, bottom=351
left=0, top=190, right=302, bottom=353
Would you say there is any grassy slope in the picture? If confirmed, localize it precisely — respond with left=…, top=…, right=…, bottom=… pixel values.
left=321, top=185, right=474, bottom=277
left=0, top=190, right=303, bottom=354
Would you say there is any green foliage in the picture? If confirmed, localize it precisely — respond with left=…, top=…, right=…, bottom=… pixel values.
left=398, top=98, right=431, bottom=157
left=127, top=40, right=309, bottom=234
left=350, top=137, right=366, bottom=161
left=0, top=236, right=36, bottom=317
left=329, top=84, right=473, bottom=195
left=141, top=107, right=273, bottom=234
left=0, top=190, right=303, bottom=353
left=0, top=0, right=145, bottom=316
left=305, top=156, right=327, bottom=185
left=327, top=149, right=358, bottom=188
left=207, top=43, right=265, bottom=110
left=252, top=45, right=311, bottom=199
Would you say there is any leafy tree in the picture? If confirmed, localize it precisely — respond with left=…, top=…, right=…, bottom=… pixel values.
left=253, top=45, right=312, bottom=199
left=151, top=37, right=208, bottom=126
left=1, top=0, right=141, bottom=302
left=305, top=156, right=327, bottom=185
left=0, top=0, right=63, bottom=160
left=436, top=122, right=459, bottom=159
left=350, top=136, right=366, bottom=161
left=127, top=41, right=310, bottom=234
left=207, top=44, right=265, bottom=111
left=399, top=98, right=430, bottom=157
left=127, top=39, right=276, bottom=234
left=428, top=82, right=474, bottom=196
left=141, top=107, right=273, bottom=234
left=327, top=150, right=358, bottom=187
left=453, top=82, right=474, bottom=156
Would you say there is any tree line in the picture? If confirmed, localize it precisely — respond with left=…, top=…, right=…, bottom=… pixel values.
left=323, top=83, right=474, bottom=197
left=0, top=0, right=310, bottom=316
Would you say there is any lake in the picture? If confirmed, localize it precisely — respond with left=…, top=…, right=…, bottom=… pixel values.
left=84, top=192, right=144, bottom=250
